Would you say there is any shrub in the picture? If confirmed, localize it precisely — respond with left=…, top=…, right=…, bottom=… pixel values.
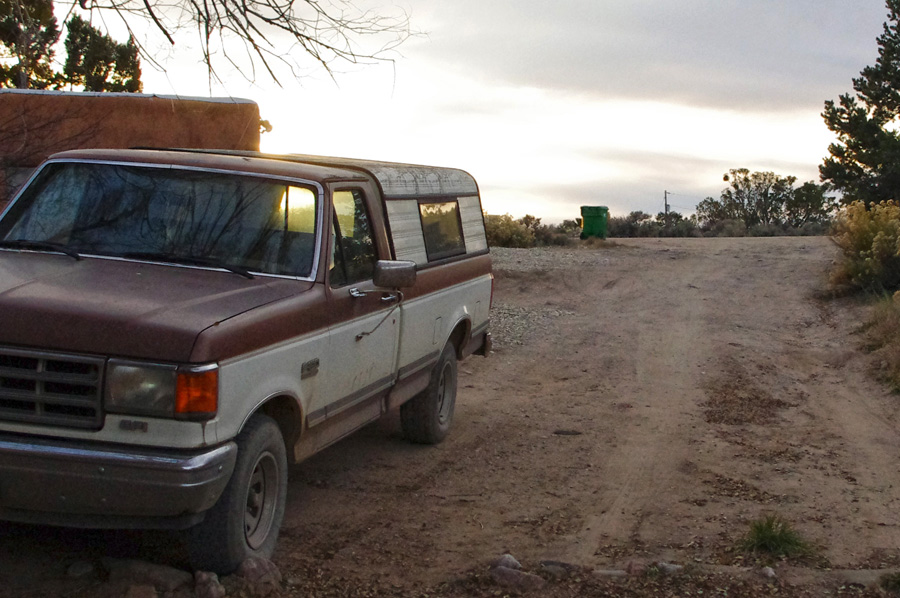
left=863, top=294, right=900, bottom=390
left=797, top=221, right=832, bottom=236
left=484, top=213, right=578, bottom=247
left=831, top=200, right=900, bottom=291
left=670, top=218, right=701, bottom=237
left=748, top=223, right=784, bottom=237
left=606, top=216, right=630, bottom=238
left=607, top=211, right=659, bottom=238
left=535, top=229, right=575, bottom=246
left=484, top=213, right=534, bottom=248
left=706, top=219, right=747, bottom=237
left=740, top=514, right=812, bottom=560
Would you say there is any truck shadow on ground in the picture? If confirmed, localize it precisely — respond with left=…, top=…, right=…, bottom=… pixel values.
left=0, top=416, right=413, bottom=594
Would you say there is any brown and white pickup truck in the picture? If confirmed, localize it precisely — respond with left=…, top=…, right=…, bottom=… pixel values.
left=0, top=149, right=492, bottom=572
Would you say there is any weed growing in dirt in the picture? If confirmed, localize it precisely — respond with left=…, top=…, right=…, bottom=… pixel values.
left=740, top=514, right=813, bottom=560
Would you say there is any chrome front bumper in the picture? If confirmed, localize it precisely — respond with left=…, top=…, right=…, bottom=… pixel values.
left=0, top=433, right=237, bottom=529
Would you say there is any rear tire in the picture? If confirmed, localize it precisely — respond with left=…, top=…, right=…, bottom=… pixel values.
left=187, top=414, right=287, bottom=574
left=401, top=342, right=457, bottom=444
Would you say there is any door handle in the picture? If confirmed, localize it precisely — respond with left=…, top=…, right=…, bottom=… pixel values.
left=349, top=288, right=403, bottom=303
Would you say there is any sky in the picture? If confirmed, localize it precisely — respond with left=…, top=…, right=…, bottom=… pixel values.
left=139, top=1, right=891, bottom=222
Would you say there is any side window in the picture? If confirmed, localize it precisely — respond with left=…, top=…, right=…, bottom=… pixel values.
left=419, top=201, right=465, bottom=261
left=330, top=189, right=376, bottom=287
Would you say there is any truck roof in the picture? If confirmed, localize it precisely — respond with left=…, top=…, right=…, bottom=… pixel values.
left=46, top=148, right=479, bottom=200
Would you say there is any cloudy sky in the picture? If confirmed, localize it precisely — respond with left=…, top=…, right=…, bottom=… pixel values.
left=142, top=1, right=889, bottom=221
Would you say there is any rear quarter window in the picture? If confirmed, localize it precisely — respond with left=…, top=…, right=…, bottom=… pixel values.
left=419, top=201, right=465, bottom=261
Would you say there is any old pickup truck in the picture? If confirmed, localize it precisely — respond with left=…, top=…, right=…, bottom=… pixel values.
left=0, top=149, right=492, bottom=572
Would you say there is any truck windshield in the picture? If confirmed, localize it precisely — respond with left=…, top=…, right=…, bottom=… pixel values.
left=0, top=162, right=319, bottom=278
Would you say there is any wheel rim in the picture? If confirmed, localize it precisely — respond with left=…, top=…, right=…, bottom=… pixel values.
left=436, top=361, right=455, bottom=425
left=244, top=450, right=279, bottom=550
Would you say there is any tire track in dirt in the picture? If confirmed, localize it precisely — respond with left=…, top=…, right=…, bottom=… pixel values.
left=548, top=242, right=712, bottom=564
left=750, top=306, right=900, bottom=566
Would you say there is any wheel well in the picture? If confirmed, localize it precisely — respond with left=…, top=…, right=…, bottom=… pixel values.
left=448, top=319, right=470, bottom=359
left=255, top=395, right=302, bottom=457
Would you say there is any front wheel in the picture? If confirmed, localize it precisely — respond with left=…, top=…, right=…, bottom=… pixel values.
left=187, top=414, right=287, bottom=574
left=401, top=342, right=458, bottom=444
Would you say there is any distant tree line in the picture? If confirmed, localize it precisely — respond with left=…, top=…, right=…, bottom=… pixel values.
left=607, top=211, right=699, bottom=238
left=694, top=168, right=836, bottom=237
left=485, top=168, right=837, bottom=247
left=609, top=168, right=836, bottom=240
left=484, top=214, right=581, bottom=248
left=485, top=210, right=704, bottom=247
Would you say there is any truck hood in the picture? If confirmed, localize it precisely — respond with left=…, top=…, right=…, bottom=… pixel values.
left=0, top=251, right=308, bottom=362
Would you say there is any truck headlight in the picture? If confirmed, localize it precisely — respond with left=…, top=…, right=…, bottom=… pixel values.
left=106, top=360, right=218, bottom=420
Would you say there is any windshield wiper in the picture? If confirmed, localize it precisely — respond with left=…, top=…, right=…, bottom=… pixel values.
left=120, top=252, right=255, bottom=279
left=0, top=239, right=81, bottom=260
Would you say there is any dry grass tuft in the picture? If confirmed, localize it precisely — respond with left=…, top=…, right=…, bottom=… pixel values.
left=864, top=294, right=900, bottom=390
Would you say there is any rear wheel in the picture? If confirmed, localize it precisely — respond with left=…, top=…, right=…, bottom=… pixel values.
left=401, top=342, right=457, bottom=444
left=187, top=414, right=287, bottom=574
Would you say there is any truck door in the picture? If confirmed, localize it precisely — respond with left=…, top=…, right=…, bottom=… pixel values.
left=311, top=187, right=400, bottom=448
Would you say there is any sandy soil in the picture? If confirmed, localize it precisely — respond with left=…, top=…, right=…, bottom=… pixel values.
left=2, top=236, right=899, bottom=597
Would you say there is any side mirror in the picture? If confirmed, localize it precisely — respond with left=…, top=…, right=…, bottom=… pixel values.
left=374, top=260, right=417, bottom=289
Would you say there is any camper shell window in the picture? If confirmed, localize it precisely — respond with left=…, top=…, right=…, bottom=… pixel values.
left=419, top=200, right=465, bottom=262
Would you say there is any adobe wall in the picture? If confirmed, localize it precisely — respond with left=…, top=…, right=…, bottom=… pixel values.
left=0, top=90, right=262, bottom=209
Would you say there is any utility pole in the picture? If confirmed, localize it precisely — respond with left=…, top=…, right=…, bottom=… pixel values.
left=664, top=190, right=670, bottom=235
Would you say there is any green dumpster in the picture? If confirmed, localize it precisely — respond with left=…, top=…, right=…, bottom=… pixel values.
left=580, top=205, right=609, bottom=239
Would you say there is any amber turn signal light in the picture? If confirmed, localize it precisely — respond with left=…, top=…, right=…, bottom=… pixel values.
left=175, top=368, right=218, bottom=417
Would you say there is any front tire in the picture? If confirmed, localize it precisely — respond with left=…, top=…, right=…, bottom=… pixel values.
left=401, top=342, right=458, bottom=444
left=187, top=414, right=287, bottom=574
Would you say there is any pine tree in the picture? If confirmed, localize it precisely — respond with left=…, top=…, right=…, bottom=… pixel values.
left=821, top=0, right=900, bottom=204
left=0, top=5, right=142, bottom=91
left=63, top=15, right=141, bottom=92
left=0, top=0, right=61, bottom=88
left=0, top=0, right=142, bottom=92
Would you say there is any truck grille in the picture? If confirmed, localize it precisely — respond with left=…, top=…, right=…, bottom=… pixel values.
left=0, top=347, right=104, bottom=430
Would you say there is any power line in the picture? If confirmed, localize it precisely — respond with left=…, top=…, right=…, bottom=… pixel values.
left=663, top=190, right=698, bottom=216
left=666, top=191, right=709, bottom=201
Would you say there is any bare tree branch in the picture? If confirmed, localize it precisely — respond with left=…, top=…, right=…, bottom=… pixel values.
left=58, top=0, right=411, bottom=86
left=140, top=0, right=174, bottom=45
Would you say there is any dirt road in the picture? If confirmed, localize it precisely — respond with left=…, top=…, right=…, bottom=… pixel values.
left=2, top=237, right=899, bottom=596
